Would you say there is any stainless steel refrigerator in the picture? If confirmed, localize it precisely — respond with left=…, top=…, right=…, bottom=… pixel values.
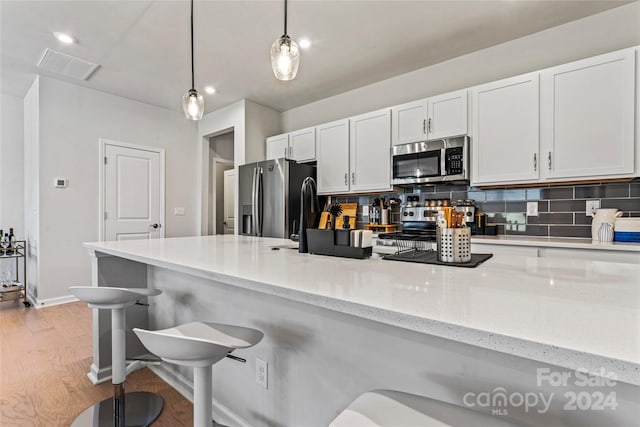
left=238, top=158, right=315, bottom=238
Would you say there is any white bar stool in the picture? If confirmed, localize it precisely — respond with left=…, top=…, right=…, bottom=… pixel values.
left=133, top=322, right=264, bottom=427
left=330, top=390, right=526, bottom=427
left=69, top=286, right=164, bottom=427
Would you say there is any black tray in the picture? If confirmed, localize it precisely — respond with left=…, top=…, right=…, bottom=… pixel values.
left=306, top=229, right=372, bottom=259
left=383, top=250, right=493, bottom=268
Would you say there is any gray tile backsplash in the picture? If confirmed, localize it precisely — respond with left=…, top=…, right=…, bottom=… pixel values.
left=332, top=179, right=640, bottom=238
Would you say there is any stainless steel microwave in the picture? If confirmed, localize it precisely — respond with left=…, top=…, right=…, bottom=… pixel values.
left=391, top=136, right=469, bottom=185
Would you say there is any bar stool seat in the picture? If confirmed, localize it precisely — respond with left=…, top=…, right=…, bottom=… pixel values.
left=330, top=390, right=526, bottom=427
left=69, top=286, right=164, bottom=427
left=134, top=322, right=263, bottom=427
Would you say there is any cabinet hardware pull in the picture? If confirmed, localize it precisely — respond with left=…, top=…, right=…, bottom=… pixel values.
left=533, top=153, right=537, bottom=171
left=428, top=118, right=432, bottom=133
left=284, top=147, right=287, bottom=158
left=423, top=119, right=426, bottom=134
left=548, top=151, right=552, bottom=170
left=344, top=173, right=348, bottom=186
left=290, top=146, right=294, bottom=158
left=351, top=172, right=355, bottom=185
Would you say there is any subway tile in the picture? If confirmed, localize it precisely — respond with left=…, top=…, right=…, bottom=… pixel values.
left=574, top=213, right=593, bottom=225
left=478, top=201, right=506, bottom=213
left=467, top=191, right=486, bottom=203
left=631, top=183, right=640, bottom=197
left=527, top=212, right=573, bottom=225
left=506, top=224, right=549, bottom=236
left=451, top=191, right=468, bottom=203
left=539, top=187, right=574, bottom=200
left=550, top=199, right=587, bottom=212
left=485, top=212, right=507, bottom=224
left=495, top=224, right=505, bottom=235
left=538, top=201, right=549, bottom=213
left=549, top=225, right=591, bottom=238
left=485, top=189, right=526, bottom=201
left=506, top=201, right=527, bottom=212
left=600, top=198, right=640, bottom=211
left=526, top=188, right=543, bottom=201
left=574, top=183, right=629, bottom=199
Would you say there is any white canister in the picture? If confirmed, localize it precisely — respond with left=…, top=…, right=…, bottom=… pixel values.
left=597, top=222, right=614, bottom=242
left=591, top=208, right=623, bottom=240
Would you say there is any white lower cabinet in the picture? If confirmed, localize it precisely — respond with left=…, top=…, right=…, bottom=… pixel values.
left=317, top=119, right=350, bottom=194
left=471, top=73, right=540, bottom=186
left=349, top=109, right=393, bottom=193
left=540, top=48, right=636, bottom=180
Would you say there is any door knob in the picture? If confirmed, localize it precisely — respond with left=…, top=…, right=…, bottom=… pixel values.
left=150, top=224, right=160, bottom=229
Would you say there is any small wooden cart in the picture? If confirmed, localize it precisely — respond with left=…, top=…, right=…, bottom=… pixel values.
left=0, top=240, right=30, bottom=307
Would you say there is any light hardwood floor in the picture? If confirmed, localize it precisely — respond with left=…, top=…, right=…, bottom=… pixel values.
left=0, top=300, right=193, bottom=426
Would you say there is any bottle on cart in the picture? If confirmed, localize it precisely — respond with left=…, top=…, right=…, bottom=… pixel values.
left=0, top=233, right=8, bottom=256
left=7, top=228, right=15, bottom=255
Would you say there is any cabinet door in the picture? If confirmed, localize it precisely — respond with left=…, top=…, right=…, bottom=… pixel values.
left=471, top=73, right=540, bottom=185
left=317, top=119, right=350, bottom=194
left=289, top=127, right=316, bottom=162
left=266, top=134, right=289, bottom=160
left=349, top=109, right=392, bottom=192
left=391, top=99, right=427, bottom=145
left=427, top=89, right=468, bottom=139
left=541, top=49, right=636, bottom=180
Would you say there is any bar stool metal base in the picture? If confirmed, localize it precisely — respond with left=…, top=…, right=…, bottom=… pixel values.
left=71, top=391, right=163, bottom=427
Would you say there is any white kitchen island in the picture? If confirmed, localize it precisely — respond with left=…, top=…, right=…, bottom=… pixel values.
left=84, top=235, right=640, bottom=427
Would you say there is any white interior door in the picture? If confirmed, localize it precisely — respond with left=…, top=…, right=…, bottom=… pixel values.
left=103, top=142, right=163, bottom=241
left=223, top=169, right=235, bottom=234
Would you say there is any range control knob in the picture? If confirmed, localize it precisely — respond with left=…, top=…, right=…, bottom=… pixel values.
left=403, top=211, right=409, bottom=217
left=466, top=211, right=473, bottom=217
left=409, top=211, right=414, bottom=217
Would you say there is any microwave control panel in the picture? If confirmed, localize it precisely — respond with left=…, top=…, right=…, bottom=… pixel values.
left=445, top=147, right=464, bottom=175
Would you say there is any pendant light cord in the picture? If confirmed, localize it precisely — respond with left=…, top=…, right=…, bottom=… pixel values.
left=190, top=0, right=195, bottom=90
left=284, top=0, right=288, bottom=36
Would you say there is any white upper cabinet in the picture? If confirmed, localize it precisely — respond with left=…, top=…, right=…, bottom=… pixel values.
left=317, top=119, right=350, bottom=194
left=289, top=127, right=316, bottom=163
left=266, top=134, right=289, bottom=160
left=427, top=89, right=468, bottom=140
left=391, top=99, right=427, bottom=145
left=349, top=109, right=392, bottom=193
left=471, top=73, right=540, bottom=186
left=391, top=89, right=469, bottom=145
left=540, top=48, right=636, bottom=180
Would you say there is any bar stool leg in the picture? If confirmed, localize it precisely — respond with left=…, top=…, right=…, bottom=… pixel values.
left=193, top=365, right=213, bottom=427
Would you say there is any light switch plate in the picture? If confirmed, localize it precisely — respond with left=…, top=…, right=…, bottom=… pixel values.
left=174, top=207, right=186, bottom=216
left=526, top=202, right=538, bottom=217
left=585, top=200, right=600, bottom=216
left=362, top=206, right=369, bottom=217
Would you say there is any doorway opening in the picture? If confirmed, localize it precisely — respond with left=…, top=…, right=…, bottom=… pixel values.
left=207, top=130, right=235, bottom=235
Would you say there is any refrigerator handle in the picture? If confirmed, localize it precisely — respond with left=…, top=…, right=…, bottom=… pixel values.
left=251, top=167, right=258, bottom=235
left=256, top=167, right=264, bottom=237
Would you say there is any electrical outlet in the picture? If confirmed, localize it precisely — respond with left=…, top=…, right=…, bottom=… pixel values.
left=526, top=202, right=538, bottom=217
left=585, top=200, right=600, bottom=216
left=255, top=357, right=268, bottom=389
left=362, top=205, right=369, bottom=217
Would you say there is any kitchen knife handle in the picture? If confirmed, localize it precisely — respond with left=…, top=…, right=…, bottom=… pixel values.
left=533, top=153, right=537, bottom=171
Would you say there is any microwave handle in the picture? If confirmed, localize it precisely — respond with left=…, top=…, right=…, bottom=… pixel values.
left=440, top=148, right=447, bottom=176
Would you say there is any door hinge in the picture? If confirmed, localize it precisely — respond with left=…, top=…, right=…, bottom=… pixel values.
left=104, top=156, right=107, bottom=165
left=104, top=212, right=108, bottom=220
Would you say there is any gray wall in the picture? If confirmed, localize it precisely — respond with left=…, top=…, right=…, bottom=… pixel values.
left=32, top=77, right=199, bottom=303
left=0, top=93, right=25, bottom=233
left=149, top=266, right=640, bottom=427
left=280, top=2, right=640, bottom=132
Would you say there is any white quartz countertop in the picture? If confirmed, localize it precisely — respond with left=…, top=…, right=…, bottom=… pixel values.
left=471, top=235, right=640, bottom=251
left=85, top=235, right=640, bottom=385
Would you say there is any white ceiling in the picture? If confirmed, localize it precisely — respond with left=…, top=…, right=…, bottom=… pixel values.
left=0, top=0, right=631, bottom=113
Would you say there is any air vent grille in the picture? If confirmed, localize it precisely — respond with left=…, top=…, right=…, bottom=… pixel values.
left=37, top=48, right=99, bottom=80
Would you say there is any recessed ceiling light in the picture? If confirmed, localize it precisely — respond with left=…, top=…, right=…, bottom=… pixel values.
left=54, top=32, right=76, bottom=44
left=299, top=38, right=311, bottom=49
left=204, top=86, right=216, bottom=95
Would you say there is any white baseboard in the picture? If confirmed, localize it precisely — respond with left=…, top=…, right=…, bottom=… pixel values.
left=88, top=363, right=112, bottom=385
left=149, top=364, right=251, bottom=427
left=31, top=294, right=78, bottom=308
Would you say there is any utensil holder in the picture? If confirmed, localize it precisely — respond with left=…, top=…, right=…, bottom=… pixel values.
left=437, top=227, right=471, bottom=263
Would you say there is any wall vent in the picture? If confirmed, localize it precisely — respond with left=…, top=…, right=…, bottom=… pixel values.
left=37, top=48, right=100, bottom=81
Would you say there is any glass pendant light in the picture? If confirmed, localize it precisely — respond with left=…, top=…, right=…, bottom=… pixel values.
left=182, top=0, right=204, bottom=120
left=271, top=0, right=300, bottom=81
